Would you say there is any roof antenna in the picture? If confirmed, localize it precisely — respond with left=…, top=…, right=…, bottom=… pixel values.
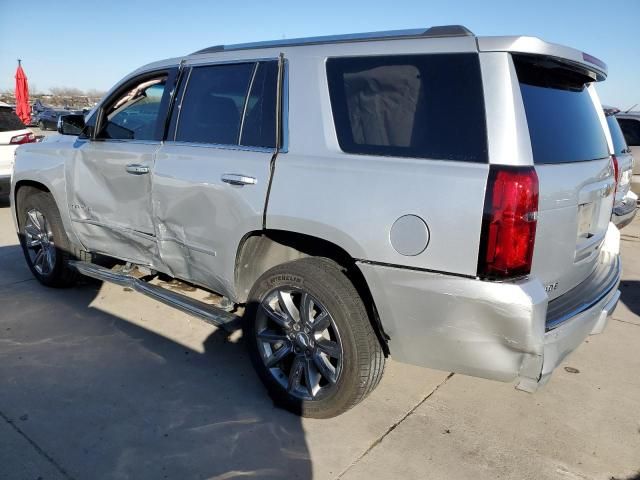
left=624, top=103, right=637, bottom=113
left=17, top=58, right=21, bottom=66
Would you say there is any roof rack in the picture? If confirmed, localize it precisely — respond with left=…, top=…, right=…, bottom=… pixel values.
left=191, top=25, right=473, bottom=55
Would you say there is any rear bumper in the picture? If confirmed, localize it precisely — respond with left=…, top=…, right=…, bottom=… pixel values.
left=612, top=191, right=638, bottom=229
left=359, top=250, right=621, bottom=392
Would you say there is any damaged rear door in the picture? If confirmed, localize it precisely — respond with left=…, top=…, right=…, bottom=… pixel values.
left=153, top=57, right=283, bottom=298
left=68, top=67, right=178, bottom=265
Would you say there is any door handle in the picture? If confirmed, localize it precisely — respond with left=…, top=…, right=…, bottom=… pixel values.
left=221, top=174, right=257, bottom=186
left=126, top=164, right=150, bottom=175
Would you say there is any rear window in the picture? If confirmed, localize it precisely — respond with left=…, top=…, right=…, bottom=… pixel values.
left=0, top=108, right=26, bottom=132
left=326, top=53, right=487, bottom=162
left=606, top=115, right=628, bottom=155
left=514, top=55, right=609, bottom=164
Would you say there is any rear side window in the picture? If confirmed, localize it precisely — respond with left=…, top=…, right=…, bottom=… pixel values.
left=326, top=53, right=487, bottom=162
left=606, top=116, right=628, bottom=154
left=617, top=118, right=640, bottom=146
left=240, top=61, right=278, bottom=148
left=514, top=55, right=609, bottom=164
left=0, top=108, right=25, bottom=132
left=173, top=61, right=279, bottom=147
left=175, top=63, right=254, bottom=145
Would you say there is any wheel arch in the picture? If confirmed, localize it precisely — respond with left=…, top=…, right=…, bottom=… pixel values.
left=13, top=181, right=52, bottom=227
left=235, top=229, right=390, bottom=355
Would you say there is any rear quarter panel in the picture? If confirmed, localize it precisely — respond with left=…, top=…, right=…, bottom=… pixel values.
left=267, top=43, right=488, bottom=276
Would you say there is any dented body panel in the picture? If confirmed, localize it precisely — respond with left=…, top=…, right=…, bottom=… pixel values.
left=153, top=144, right=273, bottom=299
left=67, top=138, right=161, bottom=266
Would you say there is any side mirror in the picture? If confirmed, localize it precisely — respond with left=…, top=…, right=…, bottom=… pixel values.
left=57, top=114, right=86, bottom=135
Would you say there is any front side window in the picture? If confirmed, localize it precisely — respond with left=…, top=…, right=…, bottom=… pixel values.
left=326, top=53, right=488, bottom=162
left=617, top=118, right=640, bottom=146
left=99, top=76, right=168, bottom=141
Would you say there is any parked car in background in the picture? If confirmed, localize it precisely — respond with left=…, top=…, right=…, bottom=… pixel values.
left=35, top=109, right=83, bottom=130
left=34, top=109, right=63, bottom=130
left=604, top=107, right=637, bottom=228
left=11, top=25, right=622, bottom=418
left=615, top=110, right=640, bottom=196
left=0, top=102, right=35, bottom=197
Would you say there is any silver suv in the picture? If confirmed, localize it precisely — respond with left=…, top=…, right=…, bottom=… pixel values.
left=10, top=25, right=622, bottom=418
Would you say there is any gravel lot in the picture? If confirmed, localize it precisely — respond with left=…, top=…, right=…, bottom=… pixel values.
left=0, top=190, right=639, bottom=480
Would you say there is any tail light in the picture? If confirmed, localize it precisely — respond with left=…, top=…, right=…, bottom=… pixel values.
left=611, top=155, right=619, bottom=196
left=478, top=166, right=539, bottom=279
left=9, top=132, right=36, bottom=145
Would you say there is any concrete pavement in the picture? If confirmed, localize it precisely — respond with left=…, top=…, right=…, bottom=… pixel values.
left=1, top=197, right=639, bottom=480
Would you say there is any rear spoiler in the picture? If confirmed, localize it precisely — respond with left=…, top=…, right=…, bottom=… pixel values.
left=477, top=36, right=607, bottom=81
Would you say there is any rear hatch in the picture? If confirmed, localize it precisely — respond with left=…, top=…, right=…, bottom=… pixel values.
left=514, top=55, right=615, bottom=301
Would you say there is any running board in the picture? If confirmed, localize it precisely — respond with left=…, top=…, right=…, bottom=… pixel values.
left=70, top=261, right=241, bottom=331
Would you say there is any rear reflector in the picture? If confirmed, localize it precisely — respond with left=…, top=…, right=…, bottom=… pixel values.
left=9, top=132, right=36, bottom=145
left=478, top=166, right=539, bottom=279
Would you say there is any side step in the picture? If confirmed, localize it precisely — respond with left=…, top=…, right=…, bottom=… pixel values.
left=70, top=261, right=241, bottom=331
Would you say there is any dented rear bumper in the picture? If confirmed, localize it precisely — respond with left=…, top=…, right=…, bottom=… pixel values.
left=358, top=248, right=621, bottom=392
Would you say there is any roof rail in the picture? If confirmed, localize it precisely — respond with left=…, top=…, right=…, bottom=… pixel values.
left=191, top=25, right=473, bottom=55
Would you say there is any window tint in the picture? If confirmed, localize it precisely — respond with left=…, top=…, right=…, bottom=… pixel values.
left=0, top=108, right=25, bottom=132
left=617, top=118, right=640, bottom=146
left=606, top=116, right=628, bottom=154
left=326, top=54, right=487, bottom=162
left=514, top=56, right=609, bottom=164
left=175, top=63, right=254, bottom=145
left=101, top=77, right=168, bottom=141
left=240, top=61, right=278, bottom=148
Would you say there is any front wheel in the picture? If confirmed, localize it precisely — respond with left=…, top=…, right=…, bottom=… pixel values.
left=244, top=258, right=385, bottom=418
left=38, top=120, right=46, bottom=131
left=18, top=191, right=79, bottom=287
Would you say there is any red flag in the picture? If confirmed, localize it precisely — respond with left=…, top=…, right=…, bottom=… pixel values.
left=15, top=62, right=31, bottom=126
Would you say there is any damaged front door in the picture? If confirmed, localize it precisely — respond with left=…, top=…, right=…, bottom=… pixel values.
left=68, top=68, right=177, bottom=266
left=153, top=58, right=284, bottom=298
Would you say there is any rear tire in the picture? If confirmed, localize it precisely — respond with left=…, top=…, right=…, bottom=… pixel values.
left=38, top=121, right=46, bottom=131
left=18, top=191, right=82, bottom=287
left=244, top=257, right=385, bottom=418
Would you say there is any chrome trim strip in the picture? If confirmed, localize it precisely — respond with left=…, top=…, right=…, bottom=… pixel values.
left=162, top=141, right=273, bottom=153
left=546, top=255, right=621, bottom=331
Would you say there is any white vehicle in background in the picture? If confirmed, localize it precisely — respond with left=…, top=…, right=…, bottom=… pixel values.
left=615, top=109, right=640, bottom=196
left=603, top=107, right=637, bottom=228
left=0, top=102, right=35, bottom=197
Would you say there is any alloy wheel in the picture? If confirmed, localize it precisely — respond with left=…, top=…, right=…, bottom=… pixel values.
left=255, top=288, right=344, bottom=400
left=24, top=208, right=56, bottom=276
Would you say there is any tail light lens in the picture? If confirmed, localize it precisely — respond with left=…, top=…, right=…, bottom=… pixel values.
left=611, top=155, right=619, bottom=196
left=478, top=166, right=539, bottom=279
left=9, top=132, right=36, bottom=145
